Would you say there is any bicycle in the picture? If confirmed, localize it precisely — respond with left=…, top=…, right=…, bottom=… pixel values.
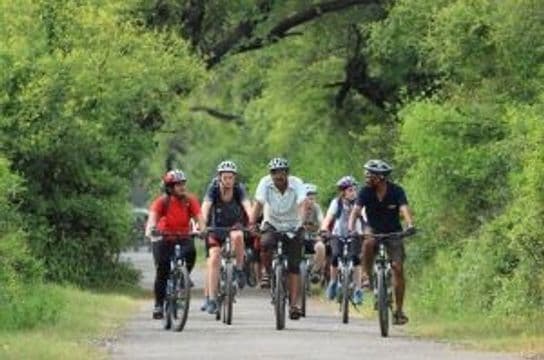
left=369, top=230, right=414, bottom=337
left=269, top=229, right=298, bottom=330
left=299, top=231, right=317, bottom=318
left=243, top=233, right=259, bottom=288
left=208, top=226, right=247, bottom=325
left=158, top=232, right=195, bottom=332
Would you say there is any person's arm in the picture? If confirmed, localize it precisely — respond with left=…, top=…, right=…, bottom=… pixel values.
left=347, top=204, right=362, bottom=233
left=200, top=199, right=212, bottom=231
left=145, top=210, right=158, bottom=238
left=400, top=205, right=414, bottom=228
left=242, top=199, right=253, bottom=226
left=251, top=177, right=266, bottom=226
left=295, top=180, right=308, bottom=229
left=320, top=199, right=336, bottom=232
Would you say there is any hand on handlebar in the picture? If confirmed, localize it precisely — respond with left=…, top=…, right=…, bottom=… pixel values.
left=404, top=225, right=417, bottom=237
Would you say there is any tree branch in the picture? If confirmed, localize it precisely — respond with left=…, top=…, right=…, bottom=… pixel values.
left=190, top=106, right=243, bottom=122
left=206, top=0, right=377, bottom=67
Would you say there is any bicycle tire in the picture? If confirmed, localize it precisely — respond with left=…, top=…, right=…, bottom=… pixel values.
left=274, top=264, right=286, bottom=330
left=377, top=268, right=389, bottom=337
left=300, top=260, right=308, bottom=318
left=163, top=279, right=172, bottom=330
left=215, top=275, right=222, bottom=321
left=171, top=265, right=191, bottom=332
left=224, top=262, right=234, bottom=325
left=341, top=266, right=350, bottom=324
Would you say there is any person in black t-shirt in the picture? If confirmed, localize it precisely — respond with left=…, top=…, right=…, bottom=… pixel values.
left=348, top=159, right=416, bottom=325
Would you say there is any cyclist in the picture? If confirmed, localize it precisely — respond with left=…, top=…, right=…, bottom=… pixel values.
left=145, top=169, right=205, bottom=320
left=200, top=160, right=253, bottom=314
left=301, top=183, right=326, bottom=284
left=249, top=157, right=307, bottom=320
left=320, top=176, right=364, bottom=305
left=348, top=160, right=415, bottom=325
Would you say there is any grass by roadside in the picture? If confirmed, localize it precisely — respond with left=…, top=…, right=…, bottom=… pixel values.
left=311, top=284, right=544, bottom=357
left=0, top=284, right=142, bottom=360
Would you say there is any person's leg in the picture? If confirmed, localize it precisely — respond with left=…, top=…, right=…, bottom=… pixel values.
left=153, top=240, right=171, bottom=319
left=230, top=229, right=246, bottom=288
left=351, top=236, right=364, bottom=305
left=259, top=227, right=276, bottom=288
left=206, top=236, right=222, bottom=313
left=326, top=237, right=340, bottom=300
left=388, top=240, right=408, bottom=325
left=287, top=229, right=303, bottom=319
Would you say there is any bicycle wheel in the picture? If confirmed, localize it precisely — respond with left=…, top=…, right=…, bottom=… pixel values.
left=215, top=274, right=222, bottom=321
left=171, top=265, right=191, bottom=332
left=377, top=269, right=389, bottom=337
left=223, top=262, right=234, bottom=325
left=163, top=279, right=173, bottom=330
left=341, top=266, right=350, bottom=324
left=274, top=264, right=286, bottom=330
left=299, top=260, right=308, bottom=317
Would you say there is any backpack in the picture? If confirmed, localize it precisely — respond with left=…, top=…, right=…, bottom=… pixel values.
left=159, top=194, right=195, bottom=217
left=328, top=197, right=352, bottom=231
left=208, top=178, right=244, bottom=206
left=207, top=178, right=246, bottom=226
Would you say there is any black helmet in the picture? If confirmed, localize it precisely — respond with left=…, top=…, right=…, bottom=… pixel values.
left=363, top=159, right=393, bottom=176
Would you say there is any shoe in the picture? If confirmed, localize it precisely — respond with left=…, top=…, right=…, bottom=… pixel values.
left=200, top=297, right=209, bottom=312
left=206, top=299, right=218, bottom=314
left=260, top=274, right=270, bottom=289
left=352, top=288, right=364, bottom=305
left=393, top=310, right=409, bottom=325
left=152, top=303, right=164, bottom=319
left=326, top=281, right=338, bottom=300
left=289, top=306, right=301, bottom=320
left=235, top=268, right=246, bottom=289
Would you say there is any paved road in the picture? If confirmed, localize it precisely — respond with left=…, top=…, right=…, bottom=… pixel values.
left=111, top=249, right=520, bottom=360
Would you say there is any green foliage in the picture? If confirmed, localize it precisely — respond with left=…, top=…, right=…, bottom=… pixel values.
left=0, top=0, right=204, bottom=286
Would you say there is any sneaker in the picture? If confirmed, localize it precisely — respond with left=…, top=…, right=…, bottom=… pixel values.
left=206, top=299, right=218, bottom=314
left=289, top=306, right=301, bottom=320
left=200, top=297, right=209, bottom=312
left=393, top=310, right=409, bottom=325
left=152, top=304, right=164, bottom=320
left=235, top=268, right=246, bottom=289
left=326, top=281, right=338, bottom=300
left=352, top=288, right=364, bottom=305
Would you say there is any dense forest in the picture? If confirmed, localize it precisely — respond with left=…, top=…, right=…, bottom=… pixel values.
left=1, top=0, right=543, bottom=340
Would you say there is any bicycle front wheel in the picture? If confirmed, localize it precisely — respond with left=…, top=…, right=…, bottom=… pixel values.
left=299, top=260, right=308, bottom=318
left=223, top=262, right=234, bottom=325
left=341, top=266, right=350, bottom=324
left=171, top=265, right=191, bottom=332
left=274, top=264, right=286, bottom=330
left=377, top=269, right=389, bottom=337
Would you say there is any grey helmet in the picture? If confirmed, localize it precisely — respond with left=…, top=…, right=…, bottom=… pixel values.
left=363, top=159, right=393, bottom=176
left=336, top=175, right=357, bottom=190
left=268, top=157, right=289, bottom=171
left=217, top=160, right=238, bottom=174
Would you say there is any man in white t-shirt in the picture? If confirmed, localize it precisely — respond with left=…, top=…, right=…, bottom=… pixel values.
left=249, top=157, right=307, bottom=320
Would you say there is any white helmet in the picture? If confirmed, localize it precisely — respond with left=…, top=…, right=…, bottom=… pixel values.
left=217, top=160, right=238, bottom=174
left=305, top=183, right=318, bottom=195
left=268, top=157, right=289, bottom=171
